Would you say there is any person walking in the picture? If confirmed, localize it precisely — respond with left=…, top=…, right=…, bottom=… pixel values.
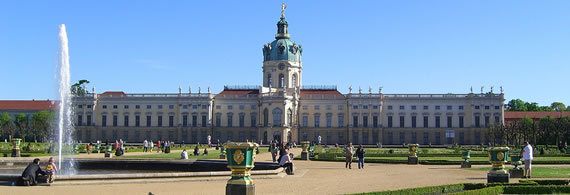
left=157, top=140, right=161, bottom=153
left=520, top=141, right=533, bottom=178
left=149, top=140, right=154, bottom=152
left=356, top=144, right=365, bottom=169
left=345, top=142, right=354, bottom=169
left=86, top=143, right=91, bottom=155
left=143, top=139, right=148, bottom=152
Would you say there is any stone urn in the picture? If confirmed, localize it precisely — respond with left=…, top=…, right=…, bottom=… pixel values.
left=487, top=147, right=509, bottom=183
left=225, top=142, right=258, bottom=195
left=105, top=145, right=113, bottom=158
left=408, top=144, right=419, bottom=164
left=461, top=149, right=471, bottom=168
left=301, top=141, right=310, bottom=160
left=509, top=154, right=523, bottom=178
left=220, top=146, right=226, bottom=159
left=11, top=138, right=22, bottom=157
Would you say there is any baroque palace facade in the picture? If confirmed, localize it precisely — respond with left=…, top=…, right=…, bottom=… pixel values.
left=73, top=10, right=504, bottom=145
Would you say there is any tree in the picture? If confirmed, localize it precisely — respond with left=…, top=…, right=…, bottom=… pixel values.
left=0, top=113, right=15, bottom=141
left=71, top=79, right=90, bottom=96
left=518, top=117, right=535, bottom=144
left=30, top=111, right=55, bottom=142
left=526, top=102, right=541, bottom=111
left=14, top=114, right=29, bottom=142
left=551, top=102, right=567, bottom=111
left=540, top=106, right=554, bottom=112
left=507, top=99, right=527, bottom=111
left=558, top=117, right=570, bottom=146
left=538, top=116, right=557, bottom=145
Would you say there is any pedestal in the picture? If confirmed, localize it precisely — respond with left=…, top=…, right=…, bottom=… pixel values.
left=220, top=154, right=226, bottom=159
left=408, top=156, right=419, bottom=165
left=11, top=148, right=20, bottom=157
left=226, top=183, right=255, bottom=195
left=510, top=169, right=524, bottom=178
left=487, top=172, right=509, bottom=183
left=461, top=161, right=471, bottom=168
left=301, top=151, right=308, bottom=160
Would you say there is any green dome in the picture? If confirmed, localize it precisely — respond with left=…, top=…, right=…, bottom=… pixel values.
left=262, top=16, right=302, bottom=62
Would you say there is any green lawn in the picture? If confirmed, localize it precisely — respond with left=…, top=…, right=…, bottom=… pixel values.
left=467, top=167, right=570, bottom=178
left=118, top=149, right=223, bottom=159
left=362, top=156, right=570, bottom=162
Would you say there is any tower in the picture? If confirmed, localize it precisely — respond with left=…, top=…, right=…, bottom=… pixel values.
left=259, top=3, right=302, bottom=144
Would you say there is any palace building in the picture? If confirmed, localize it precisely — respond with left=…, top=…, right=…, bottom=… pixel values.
left=73, top=9, right=505, bottom=145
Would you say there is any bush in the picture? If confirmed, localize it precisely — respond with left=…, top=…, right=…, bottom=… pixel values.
left=527, top=180, right=569, bottom=186
left=388, top=149, right=394, bottom=154
left=503, top=186, right=570, bottom=194
left=449, top=186, right=504, bottom=195
left=540, top=147, right=545, bottom=155
left=357, top=184, right=465, bottom=195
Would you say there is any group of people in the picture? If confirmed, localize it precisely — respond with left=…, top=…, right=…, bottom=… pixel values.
left=18, top=157, right=57, bottom=186
left=344, top=142, right=365, bottom=169
left=180, top=145, right=210, bottom=159
left=142, top=139, right=175, bottom=153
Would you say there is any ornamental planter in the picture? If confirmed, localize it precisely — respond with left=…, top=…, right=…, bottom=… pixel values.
left=487, top=147, right=509, bottom=183
left=220, top=146, right=226, bottom=159
left=225, top=142, right=258, bottom=195
left=461, top=149, right=471, bottom=168
left=408, top=144, right=419, bottom=165
left=301, top=141, right=310, bottom=160
left=11, top=138, right=21, bottom=157
left=509, top=154, right=524, bottom=178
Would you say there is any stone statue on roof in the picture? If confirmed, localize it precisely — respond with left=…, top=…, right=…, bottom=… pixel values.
left=349, top=85, right=352, bottom=94
left=500, top=86, right=504, bottom=94
left=480, top=86, right=484, bottom=94
left=490, top=86, right=494, bottom=94
left=199, top=87, right=201, bottom=94
left=369, top=86, right=372, bottom=94
left=208, top=86, right=211, bottom=93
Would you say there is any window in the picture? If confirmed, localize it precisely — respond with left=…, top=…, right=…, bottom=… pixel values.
left=273, top=108, right=282, bottom=126
left=136, top=105, right=140, bottom=109
left=485, top=106, right=490, bottom=110
left=202, top=105, right=207, bottom=110
left=302, top=116, right=308, bottom=127
left=353, top=131, right=359, bottom=145
left=475, top=132, right=481, bottom=144
left=447, top=106, right=452, bottom=110
left=113, top=115, right=118, bottom=127
left=169, top=105, right=174, bottom=109
left=251, top=115, right=257, bottom=128
left=411, top=116, right=416, bottom=128
left=373, top=116, right=378, bottom=128
left=326, top=115, right=332, bottom=128
left=423, top=132, right=429, bottom=145
left=435, top=116, right=440, bottom=128
left=353, top=105, right=358, bottom=109
left=475, top=106, right=480, bottom=109
left=302, top=105, right=308, bottom=110
left=227, top=114, right=233, bottom=127
left=338, top=105, right=344, bottom=110
left=77, top=115, right=83, bottom=126
left=239, top=105, right=245, bottom=110
left=423, top=116, right=428, bottom=128
left=228, top=105, right=233, bottom=110
left=158, top=105, right=163, bottom=109
left=78, top=105, right=83, bottom=109
left=475, top=116, right=480, bottom=127
left=363, top=116, right=368, bottom=128
left=435, top=132, right=441, bottom=145
left=411, top=132, right=417, bottom=143
left=423, top=105, right=428, bottom=110
left=87, top=115, right=92, bottom=126
left=147, top=105, right=152, bottom=109
left=459, top=106, right=464, bottom=110
left=386, top=132, right=393, bottom=144
left=399, top=105, right=405, bottom=110
left=239, top=114, right=245, bottom=127
left=102, top=105, right=107, bottom=109
left=363, top=105, right=368, bottom=109
left=124, top=115, right=129, bottom=127
left=435, top=106, right=440, bottom=110
left=447, top=116, right=452, bottom=128
left=484, top=116, right=490, bottom=128
left=192, top=115, right=197, bottom=127
left=216, top=105, right=221, bottom=109
left=263, top=109, right=269, bottom=127
left=124, top=130, right=129, bottom=140
left=278, top=74, right=284, bottom=88
left=387, top=105, right=393, bottom=110
left=227, top=131, right=233, bottom=141
left=459, top=116, right=464, bottom=128
left=251, top=105, right=257, bottom=110
left=113, top=105, right=118, bottom=109
left=182, top=115, right=188, bottom=127
left=202, top=116, right=207, bottom=127
left=459, top=132, right=465, bottom=145
left=399, top=132, right=405, bottom=144
left=338, top=115, right=344, bottom=128
left=495, top=106, right=500, bottom=110
left=135, top=115, right=140, bottom=127
left=326, top=105, right=332, bottom=110
left=216, top=115, right=221, bottom=127
left=399, top=116, right=405, bottom=127
left=169, top=116, right=174, bottom=127
left=411, top=105, right=417, bottom=110
left=158, top=116, right=163, bottom=127
left=338, top=132, right=344, bottom=144
left=314, top=115, right=320, bottom=127
left=124, top=105, right=129, bottom=109
left=388, top=116, right=393, bottom=128
left=314, top=105, right=320, bottom=110
left=353, top=116, right=358, bottom=127
left=267, top=74, right=272, bottom=87
left=373, top=105, right=379, bottom=109
left=146, top=116, right=151, bottom=127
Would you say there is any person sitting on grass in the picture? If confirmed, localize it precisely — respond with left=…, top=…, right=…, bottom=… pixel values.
left=19, top=158, right=46, bottom=186
left=193, top=145, right=200, bottom=156
left=181, top=149, right=189, bottom=160
left=203, top=148, right=209, bottom=156
left=279, top=151, right=294, bottom=175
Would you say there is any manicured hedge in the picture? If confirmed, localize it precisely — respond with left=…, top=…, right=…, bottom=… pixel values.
left=521, top=179, right=570, bottom=185
left=449, top=186, right=504, bottom=195
left=355, top=183, right=466, bottom=195
left=503, top=186, right=570, bottom=194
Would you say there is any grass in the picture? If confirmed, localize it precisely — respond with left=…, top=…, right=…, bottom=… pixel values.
left=467, top=167, right=570, bottom=178
left=360, top=156, right=570, bottom=162
left=118, top=149, right=223, bottom=159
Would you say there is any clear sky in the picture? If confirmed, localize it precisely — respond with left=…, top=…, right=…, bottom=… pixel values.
left=1, top=1, right=569, bottom=106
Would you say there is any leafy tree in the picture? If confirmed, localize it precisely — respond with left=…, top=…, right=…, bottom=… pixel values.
left=526, top=102, right=541, bottom=111
left=30, top=111, right=55, bottom=142
left=14, top=114, right=29, bottom=142
left=71, top=79, right=90, bottom=96
left=0, top=113, right=15, bottom=141
left=518, top=117, right=536, bottom=144
left=507, top=99, right=527, bottom=111
left=539, top=116, right=557, bottom=145
left=551, top=102, right=567, bottom=111
left=540, top=106, right=554, bottom=112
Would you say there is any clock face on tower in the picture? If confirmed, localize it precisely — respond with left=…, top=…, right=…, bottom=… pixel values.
left=278, top=63, right=285, bottom=70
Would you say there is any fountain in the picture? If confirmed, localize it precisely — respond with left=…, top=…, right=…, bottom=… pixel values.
left=56, top=24, right=76, bottom=175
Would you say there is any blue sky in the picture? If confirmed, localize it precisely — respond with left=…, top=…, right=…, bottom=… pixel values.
left=1, top=1, right=569, bottom=106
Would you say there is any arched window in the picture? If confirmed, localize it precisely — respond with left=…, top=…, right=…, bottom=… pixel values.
left=273, top=108, right=282, bottom=126
left=292, top=74, right=297, bottom=89
left=279, top=74, right=285, bottom=88
left=267, top=74, right=272, bottom=88
left=263, top=108, right=269, bottom=127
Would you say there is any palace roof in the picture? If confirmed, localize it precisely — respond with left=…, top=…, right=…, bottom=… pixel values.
left=0, top=100, right=58, bottom=111
left=504, top=111, right=570, bottom=120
